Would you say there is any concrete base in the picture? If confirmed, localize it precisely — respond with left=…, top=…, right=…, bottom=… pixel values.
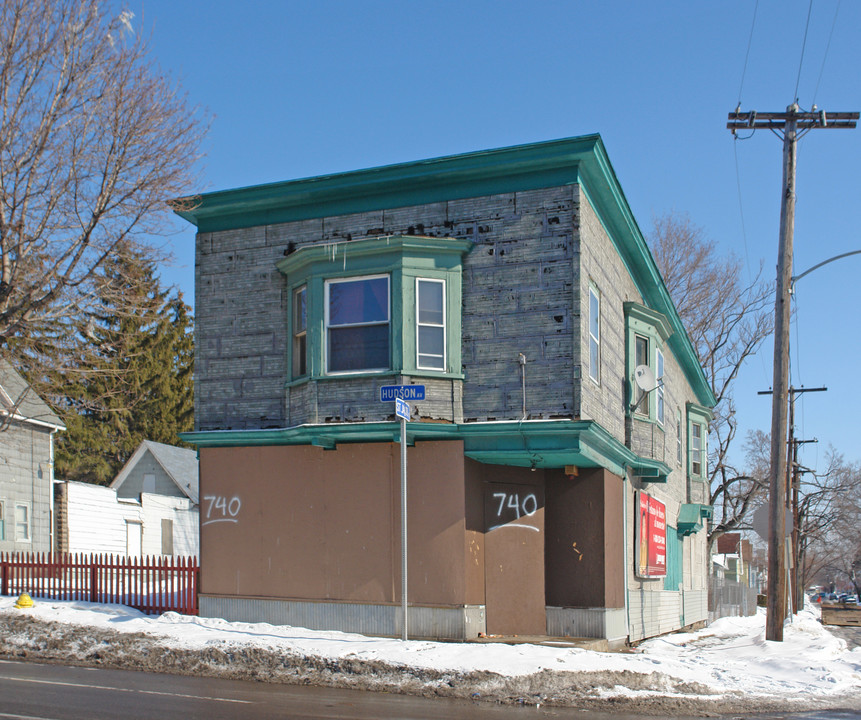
left=199, top=595, right=486, bottom=640
left=546, top=606, right=628, bottom=646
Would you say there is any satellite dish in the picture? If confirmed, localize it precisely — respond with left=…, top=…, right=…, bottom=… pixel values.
left=634, top=365, right=657, bottom=392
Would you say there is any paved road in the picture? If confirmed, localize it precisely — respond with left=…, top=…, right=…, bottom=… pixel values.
left=1, top=659, right=858, bottom=720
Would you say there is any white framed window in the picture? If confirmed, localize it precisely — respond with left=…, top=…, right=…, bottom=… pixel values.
left=416, top=278, right=445, bottom=370
left=634, top=334, right=649, bottom=413
left=676, top=409, right=683, bottom=465
left=325, top=275, right=390, bottom=373
left=588, top=286, right=601, bottom=383
left=691, top=422, right=704, bottom=477
left=15, top=503, right=30, bottom=542
left=293, top=285, right=307, bottom=377
left=0, top=501, right=5, bottom=540
left=656, top=348, right=665, bottom=425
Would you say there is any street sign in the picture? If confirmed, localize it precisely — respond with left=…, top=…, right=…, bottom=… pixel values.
left=380, top=385, right=425, bottom=402
left=395, top=397, right=410, bottom=421
left=752, top=504, right=792, bottom=541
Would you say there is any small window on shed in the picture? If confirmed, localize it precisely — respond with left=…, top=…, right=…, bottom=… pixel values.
left=161, top=518, right=174, bottom=555
left=143, top=474, right=156, bottom=494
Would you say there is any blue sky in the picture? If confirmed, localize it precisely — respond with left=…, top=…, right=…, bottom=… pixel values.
left=127, top=0, right=861, bottom=468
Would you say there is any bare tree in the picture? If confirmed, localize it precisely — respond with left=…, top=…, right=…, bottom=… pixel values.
left=648, top=213, right=773, bottom=547
left=810, top=452, right=861, bottom=596
left=0, top=0, right=205, bottom=352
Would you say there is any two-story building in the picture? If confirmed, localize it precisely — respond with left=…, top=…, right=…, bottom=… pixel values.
left=175, top=135, right=714, bottom=645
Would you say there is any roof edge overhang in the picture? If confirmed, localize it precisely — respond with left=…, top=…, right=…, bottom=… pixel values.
left=180, top=419, right=672, bottom=481
left=172, top=135, right=603, bottom=233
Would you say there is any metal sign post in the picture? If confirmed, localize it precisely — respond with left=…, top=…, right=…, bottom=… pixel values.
left=395, top=396, right=410, bottom=640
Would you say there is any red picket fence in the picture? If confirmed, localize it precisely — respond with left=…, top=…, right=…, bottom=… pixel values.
left=0, top=552, right=199, bottom=616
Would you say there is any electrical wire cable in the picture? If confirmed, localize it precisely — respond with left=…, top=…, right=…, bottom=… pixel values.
left=794, top=0, right=814, bottom=102
left=733, top=141, right=755, bottom=285
left=812, top=0, right=841, bottom=107
left=737, top=0, right=760, bottom=104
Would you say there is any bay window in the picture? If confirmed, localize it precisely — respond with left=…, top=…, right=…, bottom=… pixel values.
left=293, top=285, right=307, bottom=376
left=624, top=302, right=672, bottom=423
left=326, top=275, right=390, bottom=373
left=277, top=235, right=470, bottom=382
left=416, top=278, right=445, bottom=370
left=686, top=402, right=712, bottom=481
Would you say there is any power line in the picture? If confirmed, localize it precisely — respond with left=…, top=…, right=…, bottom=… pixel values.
left=794, top=0, right=815, bottom=102
left=812, top=0, right=841, bottom=106
left=738, top=0, right=760, bottom=104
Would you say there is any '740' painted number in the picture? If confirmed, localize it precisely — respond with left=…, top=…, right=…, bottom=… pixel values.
left=202, top=495, right=241, bottom=526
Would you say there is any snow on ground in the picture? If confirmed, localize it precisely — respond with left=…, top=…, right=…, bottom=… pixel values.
left=1, top=595, right=860, bottom=716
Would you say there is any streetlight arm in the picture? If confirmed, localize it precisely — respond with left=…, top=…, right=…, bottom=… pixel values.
left=791, top=249, right=861, bottom=292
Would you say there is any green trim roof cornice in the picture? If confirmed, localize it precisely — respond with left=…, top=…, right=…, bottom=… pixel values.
left=686, top=401, right=714, bottom=424
left=173, top=134, right=714, bottom=409
left=623, top=302, right=674, bottom=342
left=180, top=419, right=672, bottom=482
left=276, top=234, right=473, bottom=276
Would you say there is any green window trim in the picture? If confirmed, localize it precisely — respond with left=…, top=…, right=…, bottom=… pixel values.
left=624, top=302, right=673, bottom=423
left=686, top=402, right=712, bottom=481
left=277, top=235, right=472, bottom=383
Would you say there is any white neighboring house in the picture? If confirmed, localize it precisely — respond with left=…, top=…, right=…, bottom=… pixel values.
left=54, top=441, right=199, bottom=557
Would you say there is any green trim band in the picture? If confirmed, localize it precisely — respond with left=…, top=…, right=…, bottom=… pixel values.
left=180, top=419, right=673, bottom=481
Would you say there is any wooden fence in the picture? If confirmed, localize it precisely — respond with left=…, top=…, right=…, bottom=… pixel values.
left=0, top=552, right=199, bottom=616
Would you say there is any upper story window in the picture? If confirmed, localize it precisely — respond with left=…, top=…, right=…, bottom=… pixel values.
left=634, top=334, right=649, bottom=414
left=293, top=285, right=307, bottom=377
left=416, top=278, right=445, bottom=370
left=687, top=402, right=712, bottom=481
left=15, top=503, right=30, bottom=542
left=588, top=286, right=601, bottom=383
left=676, top=409, right=683, bottom=465
left=624, top=302, right=673, bottom=424
left=326, top=275, right=390, bottom=373
left=276, top=235, right=472, bottom=383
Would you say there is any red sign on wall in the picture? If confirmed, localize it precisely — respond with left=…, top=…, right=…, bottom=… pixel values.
left=635, top=491, right=667, bottom=578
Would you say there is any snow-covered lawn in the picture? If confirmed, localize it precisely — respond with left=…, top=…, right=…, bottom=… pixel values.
left=1, top=595, right=859, bottom=715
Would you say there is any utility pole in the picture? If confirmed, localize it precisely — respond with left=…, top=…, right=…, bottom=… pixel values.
left=729, top=105, right=857, bottom=641
left=757, top=385, right=825, bottom=619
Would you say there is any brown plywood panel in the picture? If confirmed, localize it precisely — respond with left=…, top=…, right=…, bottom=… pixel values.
left=484, top=479, right=546, bottom=635
left=199, top=441, right=470, bottom=608
left=601, top=468, right=625, bottom=608
left=545, top=468, right=605, bottom=607
left=463, top=459, right=486, bottom=605
left=402, top=441, right=468, bottom=605
left=200, top=444, right=397, bottom=602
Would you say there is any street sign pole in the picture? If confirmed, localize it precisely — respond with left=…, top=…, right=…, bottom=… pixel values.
left=400, top=410, right=407, bottom=641
left=393, top=396, right=411, bottom=641
left=382, top=390, right=421, bottom=642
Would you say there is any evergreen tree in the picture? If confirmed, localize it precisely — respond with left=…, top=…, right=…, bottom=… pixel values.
left=52, top=245, right=194, bottom=484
